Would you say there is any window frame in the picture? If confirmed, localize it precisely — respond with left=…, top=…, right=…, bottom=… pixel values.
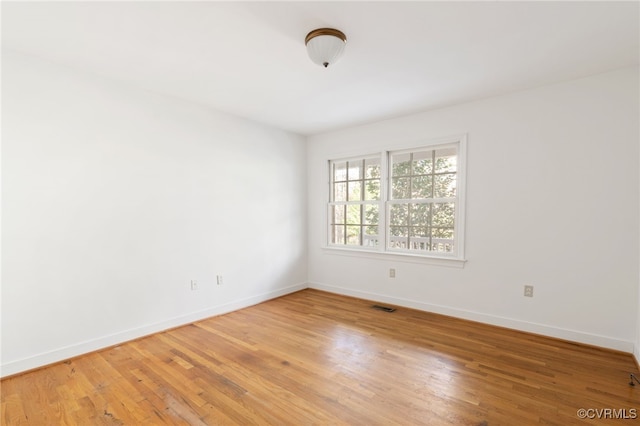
left=325, top=135, right=467, bottom=266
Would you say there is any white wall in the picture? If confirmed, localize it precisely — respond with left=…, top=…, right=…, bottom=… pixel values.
left=308, top=67, right=640, bottom=352
left=1, top=51, right=307, bottom=377
left=2, top=50, right=638, bottom=379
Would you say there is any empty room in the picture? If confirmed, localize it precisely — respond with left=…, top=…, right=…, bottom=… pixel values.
left=1, top=1, right=639, bottom=425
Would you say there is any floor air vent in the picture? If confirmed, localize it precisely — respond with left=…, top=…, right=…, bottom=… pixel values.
left=372, top=305, right=396, bottom=312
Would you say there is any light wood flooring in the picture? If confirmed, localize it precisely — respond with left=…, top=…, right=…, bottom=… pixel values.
left=1, top=289, right=639, bottom=425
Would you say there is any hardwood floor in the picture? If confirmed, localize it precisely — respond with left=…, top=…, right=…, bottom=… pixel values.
left=2, top=289, right=638, bottom=425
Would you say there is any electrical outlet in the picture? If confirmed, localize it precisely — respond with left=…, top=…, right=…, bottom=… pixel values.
left=389, top=268, right=396, bottom=278
left=524, top=285, right=534, bottom=297
left=191, top=280, right=198, bottom=291
left=216, top=275, right=223, bottom=285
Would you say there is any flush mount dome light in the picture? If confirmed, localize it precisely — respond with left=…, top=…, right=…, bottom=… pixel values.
left=305, top=28, right=347, bottom=68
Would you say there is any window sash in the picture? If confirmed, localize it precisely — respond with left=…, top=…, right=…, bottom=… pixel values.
left=328, top=201, right=381, bottom=247
left=386, top=145, right=458, bottom=255
left=386, top=199, right=456, bottom=254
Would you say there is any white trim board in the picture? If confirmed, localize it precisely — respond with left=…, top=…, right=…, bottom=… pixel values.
left=0, top=283, right=307, bottom=378
left=308, top=282, right=635, bottom=353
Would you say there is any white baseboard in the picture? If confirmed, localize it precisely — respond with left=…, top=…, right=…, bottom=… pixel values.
left=308, top=282, right=635, bottom=353
left=0, top=283, right=306, bottom=378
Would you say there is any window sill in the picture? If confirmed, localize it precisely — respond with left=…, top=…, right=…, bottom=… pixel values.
left=321, top=246, right=467, bottom=268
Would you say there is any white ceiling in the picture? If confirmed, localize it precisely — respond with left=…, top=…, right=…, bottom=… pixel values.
left=2, top=1, right=639, bottom=135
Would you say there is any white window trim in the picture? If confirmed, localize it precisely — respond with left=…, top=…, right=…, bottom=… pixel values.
left=324, top=134, right=467, bottom=267
left=321, top=246, right=467, bottom=268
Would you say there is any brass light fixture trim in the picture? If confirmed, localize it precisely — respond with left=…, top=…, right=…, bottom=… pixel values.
left=305, top=28, right=347, bottom=45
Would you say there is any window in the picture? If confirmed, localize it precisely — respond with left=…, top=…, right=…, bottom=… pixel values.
left=328, top=137, right=466, bottom=260
left=329, top=157, right=381, bottom=247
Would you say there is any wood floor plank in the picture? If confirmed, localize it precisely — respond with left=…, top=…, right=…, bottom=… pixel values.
left=2, top=289, right=638, bottom=425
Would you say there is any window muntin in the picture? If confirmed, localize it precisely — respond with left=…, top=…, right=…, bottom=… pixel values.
left=327, top=139, right=464, bottom=259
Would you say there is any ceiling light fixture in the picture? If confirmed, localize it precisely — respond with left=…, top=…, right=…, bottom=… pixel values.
left=305, top=28, right=347, bottom=68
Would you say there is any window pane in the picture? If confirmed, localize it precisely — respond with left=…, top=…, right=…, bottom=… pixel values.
left=412, top=151, right=433, bottom=175
left=432, top=203, right=455, bottom=227
left=435, top=148, right=457, bottom=173
left=389, top=227, right=408, bottom=249
left=364, top=204, right=378, bottom=225
left=392, top=177, right=410, bottom=199
left=332, top=225, right=345, bottom=244
left=389, top=204, right=408, bottom=226
left=364, top=225, right=378, bottom=236
left=348, top=181, right=362, bottom=201
left=434, top=173, right=456, bottom=198
left=410, top=237, right=430, bottom=251
left=392, top=153, right=411, bottom=176
left=347, top=204, right=361, bottom=225
left=410, top=203, right=430, bottom=227
left=432, top=227, right=454, bottom=239
left=432, top=227, right=454, bottom=252
left=332, top=205, right=345, bottom=225
left=364, top=179, right=380, bottom=200
left=363, top=226, right=379, bottom=247
left=390, top=226, right=408, bottom=237
left=334, top=182, right=346, bottom=202
left=346, top=225, right=361, bottom=245
left=334, top=162, right=347, bottom=181
left=365, top=158, right=380, bottom=179
left=410, top=226, right=428, bottom=237
left=348, top=161, right=363, bottom=180
left=431, top=233, right=454, bottom=253
left=411, top=175, right=433, bottom=199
